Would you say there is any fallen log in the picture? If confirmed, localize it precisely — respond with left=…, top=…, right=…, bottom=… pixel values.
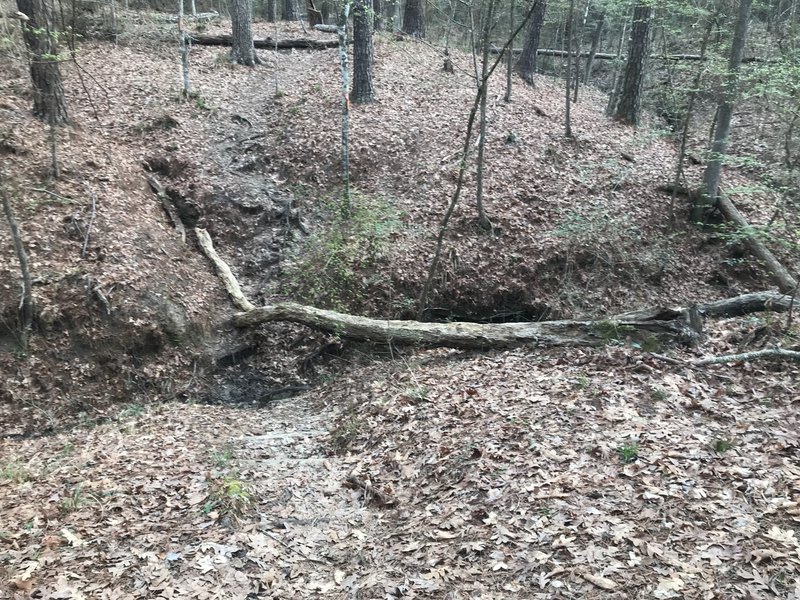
left=197, top=225, right=793, bottom=350
left=233, top=302, right=702, bottom=348
left=490, top=47, right=764, bottom=63
left=190, top=33, right=340, bottom=50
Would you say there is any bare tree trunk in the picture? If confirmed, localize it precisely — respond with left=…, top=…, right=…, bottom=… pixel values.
left=583, top=9, right=604, bottom=83
left=604, top=12, right=628, bottom=115
left=564, top=0, right=574, bottom=137
left=266, top=0, right=276, bottom=20
left=572, top=0, right=588, bottom=102
left=475, top=0, right=496, bottom=231
left=1, top=188, right=35, bottom=353
left=338, top=0, right=351, bottom=214
left=694, top=0, right=753, bottom=223
left=504, top=0, right=514, bottom=102
left=179, top=0, right=192, bottom=97
left=517, top=0, right=545, bottom=84
left=16, top=0, right=69, bottom=125
left=614, top=1, right=652, bottom=126
left=669, top=18, right=712, bottom=227
left=284, top=0, right=298, bottom=20
left=230, top=0, right=260, bottom=64
left=373, top=0, right=383, bottom=30
left=402, top=0, right=424, bottom=37
left=351, top=0, right=374, bottom=103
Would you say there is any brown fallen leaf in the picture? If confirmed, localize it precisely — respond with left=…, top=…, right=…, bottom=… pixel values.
left=580, top=572, right=617, bottom=590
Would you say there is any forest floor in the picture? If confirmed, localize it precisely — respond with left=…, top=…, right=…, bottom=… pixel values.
left=1, top=12, right=799, bottom=600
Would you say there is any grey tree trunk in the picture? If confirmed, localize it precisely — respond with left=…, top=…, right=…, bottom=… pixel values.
left=604, top=12, right=627, bottom=115
left=504, top=0, right=514, bottom=102
left=230, top=0, right=259, bottom=65
left=402, top=0, right=425, bottom=37
left=475, top=0, right=496, bottom=231
left=583, top=9, right=603, bottom=82
left=613, top=1, right=652, bottom=126
left=284, top=0, right=299, bottom=20
left=338, top=1, right=351, bottom=213
left=517, top=0, right=545, bottom=84
left=373, top=0, right=384, bottom=30
left=694, top=0, right=753, bottom=223
left=16, top=0, right=69, bottom=125
left=266, top=0, right=276, bottom=20
left=351, top=0, right=375, bottom=103
left=179, top=0, right=192, bottom=96
left=564, top=0, right=574, bottom=136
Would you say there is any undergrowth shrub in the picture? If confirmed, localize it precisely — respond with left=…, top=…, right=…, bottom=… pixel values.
left=283, top=191, right=400, bottom=313
left=552, top=209, right=673, bottom=285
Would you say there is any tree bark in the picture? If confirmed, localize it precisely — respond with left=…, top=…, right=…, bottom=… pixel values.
left=693, top=0, right=753, bottom=223
left=266, top=0, right=276, bottom=21
left=350, top=0, right=375, bottom=103
left=614, top=1, right=652, bottom=126
left=517, top=0, right=546, bottom=84
left=583, top=9, right=604, bottom=82
left=564, top=0, right=574, bottom=137
left=402, top=0, right=424, bottom=37
left=475, top=0, right=495, bottom=231
left=230, top=0, right=260, bottom=65
left=16, top=0, right=69, bottom=125
left=373, top=0, right=383, bottom=30
left=284, top=0, right=299, bottom=20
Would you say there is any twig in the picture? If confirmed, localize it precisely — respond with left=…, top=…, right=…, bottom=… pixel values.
left=692, top=348, right=800, bottom=366
left=345, top=474, right=397, bottom=506
left=29, top=187, right=75, bottom=203
left=81, top=182, right=97, bottom=257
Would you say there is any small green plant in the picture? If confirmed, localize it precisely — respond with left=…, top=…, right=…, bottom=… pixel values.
left=404, top=386, right=429, bottom=401
left=650, top=387, right=668, bottom=402
left=575, top=376, right=589, bottom=389
left=0, top=460, right=32, bottom=483
left=617, top=442, right=639, bottom=464
left=505, top=130, right=519, bottom=144
left=195, top=95, right=209, bottom=110
left=640, top=335, right=661, bottom=352
left=274, top=89, right=285, bottom=99
left=591, top=320, right=634, bottom=342
left=713, top=438, right=734, bottom=453
left=203, top=474, right=253, bottom=521
left=209, top=446, right=235, bottom=468
left=118, top=403, right=145, bottom=420
left=283, top=191, right=400, bottom=312
left=330, top=415, right=364, bottom=454
left=60, top=484, right=88, bottom=513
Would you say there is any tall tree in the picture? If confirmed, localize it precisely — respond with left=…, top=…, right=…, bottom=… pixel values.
left=230, top=0, right=259, bottom=65
left=16, top=0, right=69, bottom=125
left=583, top=8, right=604, bottom=83
left=351, top=0, right=375, bottom=103
left=284, top=0, right=299, bottom=20
left=564, top=0, right=575, bottom=136
left=265, top=0, right=276, bottom=20
left=475, top=0, right=497, bottom=230
left=517, top=0, right=546, bottom=84
left=693, top=0, right=754, bottom=223
left=613, top=0, right=652, bottom=126
left=402, top=0, right=425, bottom=37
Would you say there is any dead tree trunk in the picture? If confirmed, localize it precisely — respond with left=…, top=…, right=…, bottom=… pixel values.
left=231, top=290, right=796, bottom=350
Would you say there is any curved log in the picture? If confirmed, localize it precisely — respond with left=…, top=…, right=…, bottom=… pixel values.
left=232, top=302, right=700, bottom=348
